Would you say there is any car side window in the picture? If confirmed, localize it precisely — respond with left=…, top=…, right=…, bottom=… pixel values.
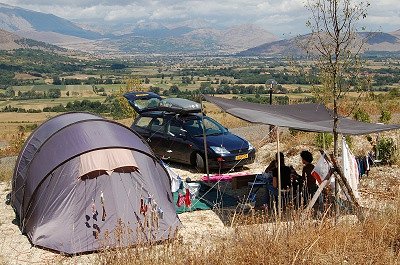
left=183, top=119, right=203, bottom=136
left=168, top=119, right=183, bottom=136
left=150, top=117, right=164, bottom=133
left=135, top=116, right=152, bottom=129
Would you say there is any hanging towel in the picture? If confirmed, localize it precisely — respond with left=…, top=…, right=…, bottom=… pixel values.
left=342, top=139, right=360, bottom=199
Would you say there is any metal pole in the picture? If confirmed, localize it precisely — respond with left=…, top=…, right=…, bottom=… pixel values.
left=200, top=96, right=210, bottom=180
left=269, top=83, right=273, bottom=132
left=269, top=83, right=273, bottom=105
left=276, top=127, right=281, bottom=219
left=322, top=133, right=326, bottom=150
left=376, top=132, right=380, bottom=161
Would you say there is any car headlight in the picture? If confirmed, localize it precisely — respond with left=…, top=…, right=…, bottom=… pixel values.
left=210, top=146, right=231, bottom=155
left=248, top=142, right=254, bottom=151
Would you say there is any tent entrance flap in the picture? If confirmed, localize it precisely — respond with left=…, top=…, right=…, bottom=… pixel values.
left=79, top=148, right=138, bottom=177
left=203, top=95, right=400, bottom=135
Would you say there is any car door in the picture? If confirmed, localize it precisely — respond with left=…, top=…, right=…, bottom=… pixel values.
left=147, top=116, right=167, bottom=157
left=133, top=115, right=166, bottom=157
left=164, top=117, right=192, bottom=164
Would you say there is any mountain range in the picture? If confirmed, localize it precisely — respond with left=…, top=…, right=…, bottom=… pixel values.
left=0, top=3, right=278, bottom=54
left=0, top=28, right=65, bottom=51
left=0, top=3, right=399, bottom=56
left=239, top=31, right=400, bottom=57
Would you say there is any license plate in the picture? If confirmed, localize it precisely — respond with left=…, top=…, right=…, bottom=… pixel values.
left=235, top=153, right=249, bottom=160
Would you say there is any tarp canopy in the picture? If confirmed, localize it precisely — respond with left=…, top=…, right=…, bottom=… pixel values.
left=204, top=95, right=400, bottom=135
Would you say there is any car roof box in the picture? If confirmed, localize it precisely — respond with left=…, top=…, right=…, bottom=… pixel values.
left=159, top=98, right=201, bottom=113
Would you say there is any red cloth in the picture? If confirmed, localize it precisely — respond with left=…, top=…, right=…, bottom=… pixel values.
left=176, top=193, right=185, bottom=207
left=140, top=198, right=148, bottom=215
left=184, top=188, right=191, bottom=207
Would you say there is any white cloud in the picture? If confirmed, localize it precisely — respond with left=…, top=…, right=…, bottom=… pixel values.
left=0, top=0, right=398, bottom=34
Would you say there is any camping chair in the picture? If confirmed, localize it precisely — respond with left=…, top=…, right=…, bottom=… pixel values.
left=265, top=186, right=299, bottom=212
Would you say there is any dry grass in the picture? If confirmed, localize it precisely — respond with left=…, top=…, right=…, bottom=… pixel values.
left=0, top=161, right=13, bottom=183
left=97, top=197, right=400, bottom=265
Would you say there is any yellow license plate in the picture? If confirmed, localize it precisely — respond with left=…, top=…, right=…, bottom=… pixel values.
left=235, top=154, right=249, bottom=160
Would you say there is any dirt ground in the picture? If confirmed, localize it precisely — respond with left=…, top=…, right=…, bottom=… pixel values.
left=0, top=124, right=399, bottom=264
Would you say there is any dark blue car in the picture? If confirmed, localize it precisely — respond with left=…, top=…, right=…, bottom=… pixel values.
left=125, top=92, right=256, bottom=171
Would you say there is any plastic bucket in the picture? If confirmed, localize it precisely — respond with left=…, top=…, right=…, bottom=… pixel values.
left=186, top=182, right=201, bottom=198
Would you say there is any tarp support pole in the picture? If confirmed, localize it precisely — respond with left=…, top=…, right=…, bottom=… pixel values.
left=200, top=96, right=210, bottom=180
left=277, top=126, right=281, bottom=219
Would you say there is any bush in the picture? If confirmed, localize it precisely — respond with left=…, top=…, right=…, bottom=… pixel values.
left=353, top=108, right=370, bottom=123
left=315, top=133, right=333, bottom=149
left=377, top=137, right=397, bottom=165
left=379, top=110, right=392, bottom=123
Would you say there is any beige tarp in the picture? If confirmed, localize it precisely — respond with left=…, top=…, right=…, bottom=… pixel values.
left=79, top=148, right=138, bottom=177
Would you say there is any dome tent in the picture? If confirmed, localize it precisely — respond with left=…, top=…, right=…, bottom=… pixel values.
left=11, top=112, right=180, bottom=254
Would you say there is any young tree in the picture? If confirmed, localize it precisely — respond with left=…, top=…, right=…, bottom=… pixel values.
left=111, top=77, right=143, bottom=119
left=305, top=0, right=370, bottom=156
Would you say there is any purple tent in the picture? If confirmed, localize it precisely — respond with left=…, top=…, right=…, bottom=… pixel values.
left=11, top=112, right=180, bottom=254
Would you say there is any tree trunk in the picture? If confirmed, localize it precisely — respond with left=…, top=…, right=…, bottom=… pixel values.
left=333, top=114, right=339, bottom=157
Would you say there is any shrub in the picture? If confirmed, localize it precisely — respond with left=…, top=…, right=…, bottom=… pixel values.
left=379, top=110, right=392, bottom=123
left=377, top=137, right=397, bottom=165
left=315, top=132, right=333, bottom=149
left=353, top=108, right=370, bottom=123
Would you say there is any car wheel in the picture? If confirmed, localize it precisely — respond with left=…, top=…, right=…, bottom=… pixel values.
left=195, top=153, right=205, bottom=172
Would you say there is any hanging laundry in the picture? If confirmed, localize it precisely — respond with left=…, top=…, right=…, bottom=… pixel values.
left=311, top=154, right=331, bottom=184
left=140, top=198, right=148, bottom=215
left=161, top=161, right=182, bottom=192
left=176, top=193, right=185, bottom=207
left=184, top=188, right=191, bottom=207
left=342, top=139, right=360, bottom=199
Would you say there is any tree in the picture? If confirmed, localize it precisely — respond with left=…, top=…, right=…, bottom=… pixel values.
left=111, top=77, right=143, bottom=120
left=48, top=88, right=61, bottom=98
left=169, top=85, right=180, bottom=94
left=305, top=0, right=370, bottom=156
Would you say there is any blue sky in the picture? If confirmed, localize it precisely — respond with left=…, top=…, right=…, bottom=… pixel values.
left=1, top=0, right=399, bottom=36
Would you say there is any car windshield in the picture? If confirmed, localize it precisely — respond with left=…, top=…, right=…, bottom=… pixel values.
left=183, top=117, right=228, bottom=137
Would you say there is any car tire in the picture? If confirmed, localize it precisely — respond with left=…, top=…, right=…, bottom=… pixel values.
left=195, top=153, right=205, bottom=172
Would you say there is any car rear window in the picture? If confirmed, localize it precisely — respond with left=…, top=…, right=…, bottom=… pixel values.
left=135, top=116, right=152, bottom=128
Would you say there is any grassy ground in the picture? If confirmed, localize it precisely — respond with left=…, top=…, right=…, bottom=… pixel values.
left=97, top=196, right=400, bottom=265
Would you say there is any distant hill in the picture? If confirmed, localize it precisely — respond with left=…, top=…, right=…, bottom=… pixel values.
left=187, top=24, right=278, bottom=52
left=114, top=24, right=278, bottom=54
left=391, top=29, right=400, bottom=38
left=239, top=31, right=400, bottom=56
left=0, top=3, right=278, bottom=55
left=0, top=28, right=65, bottom=51
left=0, top=3, right=102, bottom=43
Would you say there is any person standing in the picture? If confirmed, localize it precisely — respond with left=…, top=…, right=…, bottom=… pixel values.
left=265, top=152, right=292, bottom=208
left=300, top=150, right=317, bottom=203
